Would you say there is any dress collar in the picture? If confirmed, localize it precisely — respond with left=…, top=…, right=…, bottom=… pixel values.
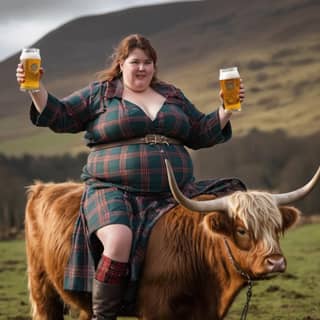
left=103, top=78, right=181, bottom=101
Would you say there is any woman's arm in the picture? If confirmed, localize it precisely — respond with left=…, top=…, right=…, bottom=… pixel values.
left=17, top=62, right=104, bottom=133
left=176, top=79, right=245, bottom=149
left=218, top=106, right=233, bottom=129
left=29, top=81, right=49, bottom=113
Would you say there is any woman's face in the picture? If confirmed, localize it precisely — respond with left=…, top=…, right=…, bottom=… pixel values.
left=120, top=48, right=155, bottom=92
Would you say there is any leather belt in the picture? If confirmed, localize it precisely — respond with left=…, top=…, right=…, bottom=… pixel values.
left=91, top=134, right=182, bottom=152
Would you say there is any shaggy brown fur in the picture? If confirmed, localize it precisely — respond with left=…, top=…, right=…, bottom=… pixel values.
left=25, top=183, right=299, bottom=320
left=25, top=181, right=91, bottom=320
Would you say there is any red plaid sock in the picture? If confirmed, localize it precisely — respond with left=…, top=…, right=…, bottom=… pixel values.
left=95, top=255, right=128, bottom=284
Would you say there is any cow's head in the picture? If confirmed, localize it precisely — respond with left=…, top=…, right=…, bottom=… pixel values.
left=165, top=159, right=319, bottom=279
left=201, top=192, right=299, bottom=278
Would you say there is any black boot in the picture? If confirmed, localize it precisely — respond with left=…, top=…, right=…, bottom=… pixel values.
left=118, top=281, right=139, bottom=317
left=92, top=278, right=127, bottom=320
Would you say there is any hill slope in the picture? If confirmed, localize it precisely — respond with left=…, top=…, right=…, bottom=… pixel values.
left=0, top=0, right=319, bottom=155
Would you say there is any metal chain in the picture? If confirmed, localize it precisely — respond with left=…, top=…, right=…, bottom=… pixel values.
left=224, top=238, right=253, bottom=320
left=240, top=277, right=252, bottom=320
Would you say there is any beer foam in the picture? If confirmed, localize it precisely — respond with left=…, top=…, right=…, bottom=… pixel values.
left=20, top=48, right=41, bottom=60
left=219, top=67, right=239, bottom=80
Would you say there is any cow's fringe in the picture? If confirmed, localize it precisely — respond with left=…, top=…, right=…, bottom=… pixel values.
left=228, top=191, right=283, bottom=255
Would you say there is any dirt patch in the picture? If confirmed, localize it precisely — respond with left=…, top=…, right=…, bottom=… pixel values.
left=2, top=260, right=21, bottom=266
left=281, top=290, right=309, bottom=299
left=266, top=285, right=280, bottom=292
left=0, top=260, right=23, bottom=273
left=265, top=284, right=309, bottom=300
left=0, top=296, right=13, bottom=301
left=280, top=273, right=298, bottom=280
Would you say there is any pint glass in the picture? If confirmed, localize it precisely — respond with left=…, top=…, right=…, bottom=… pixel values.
left=20, top=48, right=41, bottom=92
left=219, top=67, right=241, bottom=111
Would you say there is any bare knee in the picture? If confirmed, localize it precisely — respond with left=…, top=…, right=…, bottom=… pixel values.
left=96, top=224, right=132, bottom=262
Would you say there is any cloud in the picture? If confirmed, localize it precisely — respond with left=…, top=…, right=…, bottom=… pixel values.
left=0, top=0, right=111, bottom=20
left=0, top=18, right=58, bottom=56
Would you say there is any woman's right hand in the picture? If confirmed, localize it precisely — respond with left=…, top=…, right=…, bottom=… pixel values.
left=16, top=63, right=48, bottom=112
left=16, top=63, right=25, bottom=85
left=16, top=63, right=44, bottom=86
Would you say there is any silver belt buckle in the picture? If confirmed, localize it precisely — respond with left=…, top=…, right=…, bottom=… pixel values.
left=144, top=134, right=169, bottom=145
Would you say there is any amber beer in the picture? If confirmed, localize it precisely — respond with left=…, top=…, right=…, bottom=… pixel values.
left=20, top=48, right=41, bottom=92
left=219, top=67, right=241, bottom=111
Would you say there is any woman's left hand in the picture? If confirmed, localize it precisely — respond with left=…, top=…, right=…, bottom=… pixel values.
left=239, top=78, right=245, bottom=103
left=219, top=78, right=245, bottom=104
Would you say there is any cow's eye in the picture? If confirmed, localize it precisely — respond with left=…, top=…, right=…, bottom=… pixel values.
left=236, top=228, right=247, bottom=236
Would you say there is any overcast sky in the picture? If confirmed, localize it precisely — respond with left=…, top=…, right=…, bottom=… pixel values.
left=0, top=0, right=191, bottom=62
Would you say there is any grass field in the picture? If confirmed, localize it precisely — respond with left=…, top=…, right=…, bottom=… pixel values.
left=0, top=223, right=319, bottom=320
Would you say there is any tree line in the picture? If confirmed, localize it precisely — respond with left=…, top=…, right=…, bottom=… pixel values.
left=0, top=129, right=319, bottom=239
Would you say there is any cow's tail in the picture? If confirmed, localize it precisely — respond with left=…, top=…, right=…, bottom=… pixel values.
left=25, top=181, right=55, bottom=220
left=25, top=182, right=40, bottom=319
left=25, top=180, right=46, bottom=202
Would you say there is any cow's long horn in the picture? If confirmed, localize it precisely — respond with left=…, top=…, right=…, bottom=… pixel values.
left=165, top=159, right=228, bottom=212
left=273, top=166, right=320, bottom=205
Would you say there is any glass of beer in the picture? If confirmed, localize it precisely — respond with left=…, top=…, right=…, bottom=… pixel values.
left=219, top=67, right=241, bottom=111
left=20, top=48, right=41, bottom=92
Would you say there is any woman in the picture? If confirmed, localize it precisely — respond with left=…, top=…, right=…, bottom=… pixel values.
left=16, top=34, right=246, bottom=319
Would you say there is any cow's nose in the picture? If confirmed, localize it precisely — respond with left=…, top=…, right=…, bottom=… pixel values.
left=266, top=256, right=286, bottom=272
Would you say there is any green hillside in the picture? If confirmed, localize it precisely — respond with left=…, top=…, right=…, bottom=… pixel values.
left=163, top=36, right=320, bottom=137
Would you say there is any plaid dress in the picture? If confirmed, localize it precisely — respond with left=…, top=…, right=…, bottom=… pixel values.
left=30, top=78, right=246, bottom=295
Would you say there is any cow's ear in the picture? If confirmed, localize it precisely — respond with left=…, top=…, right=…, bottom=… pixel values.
left=203, top=212, right=231, bottom=236
left=279, top=206, right=300, bottom=231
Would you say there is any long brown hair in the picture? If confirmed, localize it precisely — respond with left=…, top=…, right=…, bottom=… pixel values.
left=97, top=34, right=158, bottom=83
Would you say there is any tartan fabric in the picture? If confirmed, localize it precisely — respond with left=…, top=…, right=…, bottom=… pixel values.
left=30, top=82, right=104, bottom=133
left=95, top=256, right=128, bottom=284
left=29, top=78, right=246, bottom=295
left=30, top=78, right=232, bottom=149
left=81, top=144, right=194, bottom=192
left=63, top=178, right=246, bottom=294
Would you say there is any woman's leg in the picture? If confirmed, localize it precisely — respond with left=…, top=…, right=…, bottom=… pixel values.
left=92, top=224, right=133, bottom=320
left=96, top=224, right=132, bottom=262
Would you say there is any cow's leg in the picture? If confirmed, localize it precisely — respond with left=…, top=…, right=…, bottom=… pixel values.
left=27, top=256, right=91, bottom=320
left=27, top=266, right=64, bottom=320
left=55, top=290, right=92, bottom=320
left=26, top=230, right=64, bottom=319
